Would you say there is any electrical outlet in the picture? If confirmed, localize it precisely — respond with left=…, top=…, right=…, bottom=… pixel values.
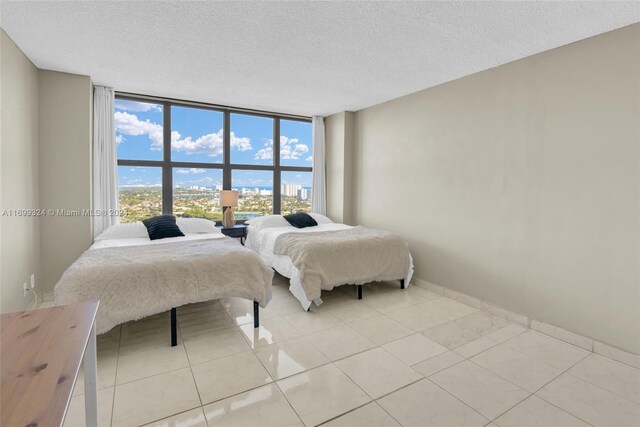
left=23, top=282, right=28, bottom=297
left=30, top=274, right=35, bottom=289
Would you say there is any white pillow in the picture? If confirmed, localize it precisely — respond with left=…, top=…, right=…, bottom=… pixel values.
left=309, top=213, right=334, bottom=224
left=245, top=214, right=290, bottom=230
left=176, top=217, right=220, bottom=234
left=95, top=222, right=148, bottom=241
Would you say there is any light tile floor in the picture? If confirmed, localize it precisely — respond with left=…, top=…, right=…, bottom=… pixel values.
left=60, top=275, right=640, bottom=427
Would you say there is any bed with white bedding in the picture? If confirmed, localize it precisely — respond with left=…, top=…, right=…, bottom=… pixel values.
left=246, top=214, right=413, bottom=310
left=55, top=219, right=273, bottom=345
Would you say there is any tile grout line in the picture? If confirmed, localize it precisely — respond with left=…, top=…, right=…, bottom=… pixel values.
left=313, top=401, right=376, bottom=426
left=487, top=350, right=595, bottom=426
left=416, top=280, right=640, bottom=369
left=307, top=331, right=497, bottom=426
left=113, top=322, right=555, bottom=424
left=248, top=321, right=307, bottom=426
left=143, top=406, right=206, bottom=427
left=179, top=305, right=251, bottom=427
left=432, top=340, right=535, bottom=422
left=179, top=315, right=207, bottom=412
left=109, top=325, right=123, bottom=427
left=411, top=328, right=562, bottom=425
left=562, top=370, right=640, bottom=406
left=162, top=296, right=524, bottom=424
left=246, top=295, right=392, bottom=422
left=103, top=287, right=636, bottom=427
left=424, top=376, right=496, bottom=424
left=187, top=301, right=334, bottom=424
left=190, top=305, right=430, bottom=424
left=94, top=287, right=431, bottom=425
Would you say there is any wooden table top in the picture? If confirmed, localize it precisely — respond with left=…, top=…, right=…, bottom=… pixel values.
left=1, top=301, right=99, bottom=427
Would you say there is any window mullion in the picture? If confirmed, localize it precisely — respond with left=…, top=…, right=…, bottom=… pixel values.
left=273, top=118, right=281, bottom=214
left=223, top=110, right=231, bottom=190
left=162, top=103, right=172, bottom=214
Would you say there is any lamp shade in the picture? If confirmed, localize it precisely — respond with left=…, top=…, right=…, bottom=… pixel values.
left=220, top=190, right=238, bottom=207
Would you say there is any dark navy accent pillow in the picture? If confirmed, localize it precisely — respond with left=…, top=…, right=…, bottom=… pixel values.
left=142, top=215, right=185, bottom=240
left=284, top=212, right=318, bottom=229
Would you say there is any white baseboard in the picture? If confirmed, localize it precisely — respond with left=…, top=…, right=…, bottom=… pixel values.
left=412, top=276, right=639, bottom=369
left=531, top=319, right=593, bottom=351
left=413, top=277, right=528, bottom=327
left=593, top=341, right=640, bottom=370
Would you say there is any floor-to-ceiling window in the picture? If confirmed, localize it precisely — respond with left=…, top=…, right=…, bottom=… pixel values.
left=115, top=95, right=312, bottom=223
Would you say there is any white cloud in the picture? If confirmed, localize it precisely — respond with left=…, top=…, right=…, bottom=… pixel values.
left=176, top=168, right=206, bottom=175
left=115, top=111, right=253, bottom=157
left=171, top=129, right=251, bottom=158
left=171, top=130, right=223, bottom=157
left=115, top=100, right=162, bottom=113
left=281, top=137, right=309, bottom=159
left=306, top=156, right=313, bottom=162
left=254, top=135, right=309, bottom=161
left=255, top=140, right=273, bottom=160
left=114, top=111, right=163, bottom=150
left=231, top=132, right=252, bottom=151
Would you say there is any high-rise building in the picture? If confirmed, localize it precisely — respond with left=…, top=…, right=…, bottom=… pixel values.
left=282, top=183, right=302, bottom=197
left=297, top=188, right=311, bottom=201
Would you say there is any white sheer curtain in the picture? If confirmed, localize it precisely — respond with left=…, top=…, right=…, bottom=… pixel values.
left=92, top=86, right=119, bottom=239
left=311, top=116, right=326, bottom=215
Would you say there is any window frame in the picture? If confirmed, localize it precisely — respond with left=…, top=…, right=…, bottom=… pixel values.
left=115, top=93, right=313, bottom=222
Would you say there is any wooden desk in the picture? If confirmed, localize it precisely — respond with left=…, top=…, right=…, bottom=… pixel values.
left=1, top=301, right=99, bottom=427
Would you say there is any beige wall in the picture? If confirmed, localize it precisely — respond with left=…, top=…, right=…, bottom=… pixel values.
left=325, top=111, right=354, bottom=224
left=0, top=29, right=41, bottom=312
left=1, top=31, right=93, bottom=310
left=38, top=70, right=93, bottom=294
left=349, top=24, right=640, bottom=353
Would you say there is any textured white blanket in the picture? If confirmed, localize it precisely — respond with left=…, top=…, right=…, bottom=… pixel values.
left=273, top=226, right=411, bottom=302
left=55, top=238, right=273, bottom=334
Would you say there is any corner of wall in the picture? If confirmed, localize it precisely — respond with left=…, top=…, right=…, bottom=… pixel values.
left=38, top=70, right=94, bottom=295
left=342, top=111, right=356, bottom=225
left=0, top=29, right=41, bottom=313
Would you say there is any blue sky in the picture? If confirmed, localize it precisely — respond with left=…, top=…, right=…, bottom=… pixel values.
left=115, top=100, right=312, bottom=187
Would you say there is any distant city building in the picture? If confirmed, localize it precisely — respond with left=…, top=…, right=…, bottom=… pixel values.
left=282, top=183, right=302, bottom=197
left=297, top=188, right=311, bottom=201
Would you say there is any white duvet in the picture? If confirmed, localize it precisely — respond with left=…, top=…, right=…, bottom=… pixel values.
left=55, top=233, right=273, bottom=334
left=246, top=224, right=413, bottom=309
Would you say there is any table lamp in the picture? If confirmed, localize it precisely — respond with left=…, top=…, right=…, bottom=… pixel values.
left=220, top=190, right=239, bottom=228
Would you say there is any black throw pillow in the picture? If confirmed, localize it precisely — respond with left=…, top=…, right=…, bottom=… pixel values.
left=284, top=212, right=318, bottom=229
left=142, top=215, right=185, bottom=240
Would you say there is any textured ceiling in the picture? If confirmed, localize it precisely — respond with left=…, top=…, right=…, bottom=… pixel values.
left=1, top=1, right=639, bottom=116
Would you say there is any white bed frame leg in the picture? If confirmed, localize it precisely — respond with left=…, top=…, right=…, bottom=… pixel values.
left=84, top=321, right=98, bottom=427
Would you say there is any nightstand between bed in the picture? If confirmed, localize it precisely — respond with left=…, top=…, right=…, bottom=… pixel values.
left=216, top=224, right=247, bottom=245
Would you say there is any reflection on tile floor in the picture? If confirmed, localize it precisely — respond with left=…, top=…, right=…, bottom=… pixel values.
left=62, top=275, right=640, bottom=426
